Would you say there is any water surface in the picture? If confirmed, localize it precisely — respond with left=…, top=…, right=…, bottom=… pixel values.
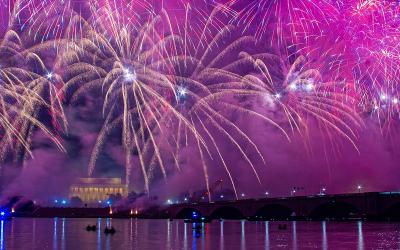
left=1, top=218, right=400, bottom=249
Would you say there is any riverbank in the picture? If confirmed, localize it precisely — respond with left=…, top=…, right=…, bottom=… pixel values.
left=12, top=207, right=168, bottom=219
left=8, top=207, right=400, bottom=222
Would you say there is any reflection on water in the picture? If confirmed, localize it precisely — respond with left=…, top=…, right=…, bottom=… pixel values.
left=241, top=220, right=245, bottom=250
left=1, top=220, right=4, bottom=250
left=358, top=221, right=364, bottom=250
left=322, top=221, right=327, bottom=250
left=53, top=218, right=57, bottom=250
left=1, top=218, right=400, bottom=249
left=292, top=221, right=297, bottom=250
left=265, top=221, right=269, bottom=250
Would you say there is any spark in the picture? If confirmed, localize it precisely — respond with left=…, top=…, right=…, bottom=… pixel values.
left=123, top=68, right=137, bottom=82
left=46, top=72, right=54, bottom=80
left=0, top=0, right=398, bottom=198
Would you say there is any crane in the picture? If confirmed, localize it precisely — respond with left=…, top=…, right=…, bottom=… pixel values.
left=189, top=179, right=223, bottom=203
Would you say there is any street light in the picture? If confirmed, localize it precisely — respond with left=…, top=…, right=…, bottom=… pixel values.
left=357, top=185, right=362, bottom=193
left=265, top=191, right=269, bottom=196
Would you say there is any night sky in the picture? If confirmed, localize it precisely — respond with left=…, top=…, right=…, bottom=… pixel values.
left=1, top=0, right=400, bottom=204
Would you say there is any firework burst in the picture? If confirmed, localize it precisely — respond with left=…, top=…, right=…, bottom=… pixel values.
left=0, top=0, right=396, bottom=199
left=220, top=46, right=363, bottom=154
left=60, top=1, right=292, bottom=198
left=0, top=3, right=66, bottom=165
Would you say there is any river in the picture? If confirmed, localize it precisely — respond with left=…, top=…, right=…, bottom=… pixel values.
left=1, top=218, right=400, bottom=249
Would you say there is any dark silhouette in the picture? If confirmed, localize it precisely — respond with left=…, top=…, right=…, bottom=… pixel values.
left=104, top=227, right=116, bottom=234
left=86, top=225, right=97, bottom=231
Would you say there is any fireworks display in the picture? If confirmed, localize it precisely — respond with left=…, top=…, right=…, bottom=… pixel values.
left=0, top=0, right=399, bottom=197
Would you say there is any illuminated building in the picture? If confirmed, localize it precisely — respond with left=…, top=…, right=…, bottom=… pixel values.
left=69, top=178, right=128, bottom=204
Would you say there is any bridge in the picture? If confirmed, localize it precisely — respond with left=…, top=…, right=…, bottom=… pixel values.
left=164, top=192, right=400, bottom=220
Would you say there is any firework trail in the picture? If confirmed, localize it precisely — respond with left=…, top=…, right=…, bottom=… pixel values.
left=242, top=51, right=361, bottom=151
left=340, top=1, right=400, bottom=130
left=0, top=0, right=66, bottom=165
left=235, top=0, right=400, bottom=131
left=163, top=2, right=283, bottom=199
left=305, top=0, right=400, bottom=131
left=233, top=0, right=337, bottom=45
left=60, top=1, right=289, bottom=198
left=1, top=0, right=397, bottom=199
left=60, top=0, right=217, bottom=194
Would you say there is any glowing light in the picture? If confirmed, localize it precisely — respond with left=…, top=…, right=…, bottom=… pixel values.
left=123, top=68, right=136, bottom=82
left=46, top=72, right=54, bottom=79
left=0, top=212, right=4, bottom=216
left=176, top=86, right=188, bottom=101
left=289, top=83, right=297, bottom=91
left=305, top=83, right=314, bottom=92
left=1, top=0, right=398, bottom=200
left=130, top=209, right=138, bottom=215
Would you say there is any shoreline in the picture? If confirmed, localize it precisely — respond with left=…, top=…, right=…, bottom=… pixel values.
left=7, top=207, right=400, bottom=222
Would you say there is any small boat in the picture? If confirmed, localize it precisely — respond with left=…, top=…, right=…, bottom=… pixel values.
left=104, top=227, right=116, bottom=234
left=86, top=225, right=97, bottom=231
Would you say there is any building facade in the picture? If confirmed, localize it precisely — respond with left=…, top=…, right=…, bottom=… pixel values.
left=69, top=178, right=128, bottom=204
